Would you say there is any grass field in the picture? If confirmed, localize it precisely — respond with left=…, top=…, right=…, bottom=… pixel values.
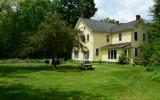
left=0, top=62, right=160, bottom=100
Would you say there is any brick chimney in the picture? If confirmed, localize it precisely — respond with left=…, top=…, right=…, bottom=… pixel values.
left=136, top=15, right=141, bottom=20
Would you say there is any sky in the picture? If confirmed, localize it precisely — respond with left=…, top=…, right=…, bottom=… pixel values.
left=93, top=0, right=154, bottom=22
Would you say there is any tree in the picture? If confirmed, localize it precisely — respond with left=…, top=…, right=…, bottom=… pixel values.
left=28, top=15, right=81, bottom=68
left=56, top=0, right=97, bottom=27
left=100, top=17, right=118, bottom=24
left=140, top=0, right=160, bottom=67
left=0, top=0, right=55, bottom=58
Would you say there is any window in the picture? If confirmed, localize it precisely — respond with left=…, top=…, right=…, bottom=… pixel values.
left=96, top=48, right=99, bottom=56
left=134, top=32, right=138, bottom=41
left=87, top=34, right=89, bottom=42
left=114, top=50, right=117, bottom=59
left=108, top=50, right=117, bottom=59
left=108, top=50, right=111, bottom=59
left=119, top=33, right=122, bottom=41
left=124, top=50, right=127, bottom=56
left=74, top=51, right=79, bottom=58
left=135, top=48, right=138, bottom=57
left=143, top=33, right=146, bottom=41
left=106, top=35, right=109, bottom=42
left=81, top=35, right=85, bottom=43
left=83, top=51, right=89, bottom=59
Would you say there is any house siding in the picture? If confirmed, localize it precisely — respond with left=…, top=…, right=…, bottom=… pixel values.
left=72, top=18, right=147, bottom=63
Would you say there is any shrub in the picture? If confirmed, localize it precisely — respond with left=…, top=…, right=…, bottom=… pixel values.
left=146, top=67, right=154, bottom=72
left=45, top=59, right=50, bottom=64
left=151, top=70, right=160, bottom=82
left=150, top=52, right=160, bottom=67
left=118, top=53, right=128, bottom=64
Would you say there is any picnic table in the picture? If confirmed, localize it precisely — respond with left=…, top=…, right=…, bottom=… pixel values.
left=80, top=62, right=95, bottom=70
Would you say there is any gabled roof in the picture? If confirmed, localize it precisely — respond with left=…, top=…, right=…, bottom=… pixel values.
left=101, top=42, right=131, bottom=49
left=111, top=20, right=138, bottom=32
left=78, top=18, right=143, bottom=33
left=81, top=18, right=116, bottom=32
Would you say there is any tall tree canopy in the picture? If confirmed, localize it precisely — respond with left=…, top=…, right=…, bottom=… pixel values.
left=140, top=0, right=160, bottom=67
left=57, top=0, right=97, bottom=27
left=100, top=17, right=118, bottom=24
left=28, top=15, right=81, bottom=60
left=0, top=0, right=94, bottom=59
left=0, top=0, right=55, bottom=58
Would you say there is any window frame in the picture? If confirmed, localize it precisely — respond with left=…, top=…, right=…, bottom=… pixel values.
left=134, top=32, right=138, bottom=41
left=106, top=35, right=110, bottom=42
left=119, top=33, right=122, bottom=41
left=143, top=33, right=146, bottom=41
left=108, top=50, right=117, bottom=59
left=96, top=48, right=99, bottom=56
left=135, top=48, right=138, bottom=57
left=87, top=34, right=89, bottom=42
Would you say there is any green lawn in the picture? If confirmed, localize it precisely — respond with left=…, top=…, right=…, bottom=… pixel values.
left=0, top=62, right=160, bottom=100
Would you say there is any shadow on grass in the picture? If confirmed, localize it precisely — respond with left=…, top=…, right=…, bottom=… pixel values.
left=0, top=64, right=52, bottom=77
left=0, top=63, right=82, bottom=77
left=56, top=64, right=82, bottom=72
left=0, top=84, right=104, bottom=100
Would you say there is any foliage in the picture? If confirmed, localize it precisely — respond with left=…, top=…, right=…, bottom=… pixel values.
left=57, top=0, right=97, bottom=27
left=0, top=0, right=55, bottom=58
left=28, top=15, right=82, bottom=60
left=100, top=17, right=118, bottom=24
left=118, top=53, right=128, bottom=64
left=0, top=0, right=96, bottom=59
left=151, top=70, right=160, bottom=82
left=139, top=0, right=160, bottom=67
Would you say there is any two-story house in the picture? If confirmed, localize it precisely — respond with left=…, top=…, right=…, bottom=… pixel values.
left=72, top=15, right=147, bottom=63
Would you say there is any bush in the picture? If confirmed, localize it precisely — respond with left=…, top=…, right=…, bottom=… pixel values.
left=150, top=52, right=160, bottom=67
left=151, top=70, right=160, bottom=82
left=45, top=59, right=50, bottom=64
left=134, top=57, right=142, bottom=65
left=118, top=53, right=128, bottom=64
left=146, top=67, right=154, bottom=72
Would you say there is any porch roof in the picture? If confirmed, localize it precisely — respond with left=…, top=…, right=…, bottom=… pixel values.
left=101, top=42, right=131, bottom=49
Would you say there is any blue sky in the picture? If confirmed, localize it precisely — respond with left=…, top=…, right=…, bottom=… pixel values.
left=93, top=0, right=154, bottom=22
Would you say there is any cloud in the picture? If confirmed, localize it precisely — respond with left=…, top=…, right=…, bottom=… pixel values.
left=93, top=0, right=154, bottom=22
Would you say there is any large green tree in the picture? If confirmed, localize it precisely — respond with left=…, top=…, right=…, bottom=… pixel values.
left=0, top=0, right=55, bottom=57
left=140, top=0, right=160, bottom=67
left=29, top=15, right=81, bottom=67
left=57, top=0, right=97, bottom=27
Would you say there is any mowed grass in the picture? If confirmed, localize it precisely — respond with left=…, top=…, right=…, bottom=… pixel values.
left=0, top=62, right=160, bottom=100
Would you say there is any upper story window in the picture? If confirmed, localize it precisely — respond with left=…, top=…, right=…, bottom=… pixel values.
left=87, top=34, right=89, bottom=42
left=106, top=35, right=109, bottom=42
left=134, top=32, right=138, bottom=41
left=119, top=33, right=122, bottom=41
left=96, top=48, right=99, bottom=56
left=81, top=35, right=85, bottom=43
left=143, top=33, right=146, bottom=41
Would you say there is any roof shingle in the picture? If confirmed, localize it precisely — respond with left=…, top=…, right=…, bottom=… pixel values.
left=80, top=18, right=141, bottom=33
